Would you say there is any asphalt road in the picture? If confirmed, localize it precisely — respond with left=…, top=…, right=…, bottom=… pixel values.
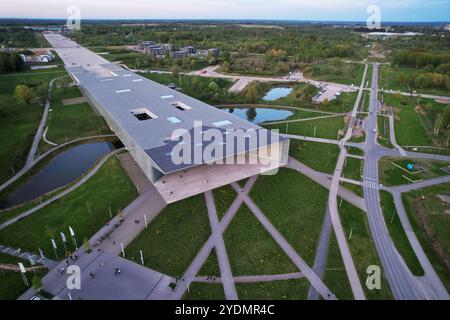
left=363, top=64, right=426, bottom=299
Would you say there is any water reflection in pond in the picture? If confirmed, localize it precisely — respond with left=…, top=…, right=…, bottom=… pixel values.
left=222, top=107, right=293, bottom=124
left=0, top=142, right=115, bottom=210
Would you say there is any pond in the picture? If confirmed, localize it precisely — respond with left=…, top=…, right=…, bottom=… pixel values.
left=262, top=87, right=293, bottom=101
left=0, top=142, right=115, bottom=210
left=222, top=107, right=293, bottom=124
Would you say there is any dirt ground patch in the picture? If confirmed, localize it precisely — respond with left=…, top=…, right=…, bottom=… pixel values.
left=413, top=197, right=450, bottom=270
left=62, top=96, right=88, bottom=106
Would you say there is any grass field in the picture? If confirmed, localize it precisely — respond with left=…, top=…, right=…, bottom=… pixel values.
left=0, top=252, right=48, bottom=300
left=304, top=60, right=365, bottom=86
left=0, top=156, right=137, bottom=259
left=224, top=204, right=298, bottom=276
left=250, top=168, right=329, bottom=266
left=39, top=76, right=111, bottom=153
left=212, top=184, right=237, bottom=221
left=384, top=94, right=449, bottom=148
left=183, top=282, right=225, bottom=300
left=340, top=182, right=364, bottom=198
left=379, top=191, right=424, bottom=276
left=377, top=115, right=394, bottom=148
left=236, top=279, right=310, bottom=300
left=289, top=139, right=340, bottom=174
left=264, top=116, right=346, bottom=140
left=0, top=67, right=66, bottom=184
left=125, top=194, right=210, bottom=278
left=339, top=200, right=393, bottom=299
left=343, top=157, right=363, bottom=181
left=380, top=65, right=449, bottom=97
left=403, top=184, right=450, bottom=292
left=379, top=157, right=449, bottom=187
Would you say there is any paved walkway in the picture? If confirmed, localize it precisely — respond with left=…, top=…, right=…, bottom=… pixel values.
left=265, top=113, right=348, bottom=126
left=233, top=183, right=337, bottom=300
left=194, top=273, right=304, bottom=283
left=19, top=182, right=169, bottom=300
left=25, top=76, right=68, bottom=167
left=204, top=191, right=238, bottom=300
left=307, top=208, right=332, bottom=300
left=166, top=177, right=259, bottom=300
left=326, top=63, right=369, bottom=300
left=0, top=244, right=58, bottom=270
left=387, top=107, right=407, bottom=156
left=286, top=157, right=366, bottom=212
left=390, top=191, right=449, bottom=299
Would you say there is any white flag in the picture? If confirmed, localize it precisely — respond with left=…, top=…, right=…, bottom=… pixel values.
left=38, top=248, right=45, bottom=259
left=18, top=262, right=26, bottom=273
left=51, top=238, right=57, bottom=250
left=60, top=232, right=67, bottom=243
left=69, top=226, right=75, bottom=237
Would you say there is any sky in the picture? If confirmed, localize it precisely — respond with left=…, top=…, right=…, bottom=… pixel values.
left=0, top=0, right=449, bottom=22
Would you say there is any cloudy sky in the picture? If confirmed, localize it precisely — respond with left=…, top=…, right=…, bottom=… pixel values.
left=0, top=0, right=449, bottom=22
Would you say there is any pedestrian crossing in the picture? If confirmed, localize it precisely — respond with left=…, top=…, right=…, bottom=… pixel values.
left=363, top=180, right=380, bottom=190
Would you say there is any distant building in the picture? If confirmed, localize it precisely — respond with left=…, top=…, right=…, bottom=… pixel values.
left=181, top=46, right=197, bottom=55
left=208, top=48, right=221, bottom=57
left=171, top=51, right=189, bottom=59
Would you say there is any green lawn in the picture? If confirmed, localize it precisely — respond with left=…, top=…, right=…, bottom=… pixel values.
left=0, top=67, right=66, bottom=184
left=183, top=282, right=225, bottom=300
left=380, top=65, right=449, bottom=97
left=343, top=157, right=363, bottom=181
left=289, top=139, right=340, bottom=174
left=250, top=168, right=329, bottom=266
left=40, top=76, right=111, bottom=153
left=264, top=116, right=346, bottom=140
left=304, top=60, right=365, bottom=86
left=389, top=97, right=430, bottom=146
left=323, top=231, right=353, bottom=300
left=125, top=194, right=210, bottom=278
left=379, top=157, right=450, bottom=187
left=0, top=156, right=137, bottom=259
left=384, top=94, right=449, bottom=148
left=236, top=279, right=310, bottom=300
left=224, top=204, right=298, bottom=276
left=403, top=184, right=450, bottom=292
left=212, top=184, right=237, bottom=221
left=339, top=200, right=393, bottom=299
left=0, top=252, right=48, bottom=300
left=198, top=249, right=221, bottom=278
left=379, top=191, right=424, bottom=276
left=377, top=115, right=394, bottom=148
left=340, top=182, right=364, bottom=198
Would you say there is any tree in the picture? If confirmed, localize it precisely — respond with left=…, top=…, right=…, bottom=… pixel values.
left=397, top=73, right=408, bottom=87
left=171, top=64, right=181, bottom=78
left=245, top=85, right=258, bottom=103
left=32, top=275, right=43, bottom=291
left=14, top=85, right=33, bottom=105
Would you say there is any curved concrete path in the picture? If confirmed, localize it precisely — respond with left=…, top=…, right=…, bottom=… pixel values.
left=0, top=134, right=115, bottom=193
left=0, top=149, right=123, bottom=231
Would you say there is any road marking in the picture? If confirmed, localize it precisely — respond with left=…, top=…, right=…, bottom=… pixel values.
left=133, top=79, right=143, bottom=82
left=115, top=89, right=131, bottom=93
left=363, top=181, right=380, bottom=190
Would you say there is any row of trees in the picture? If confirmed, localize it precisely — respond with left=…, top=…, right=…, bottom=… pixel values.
left=0, top=52, right=23, bottom=74
left=397, top=71, right=450, bottom=90
left=392, top=50, right=450, bottom=69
